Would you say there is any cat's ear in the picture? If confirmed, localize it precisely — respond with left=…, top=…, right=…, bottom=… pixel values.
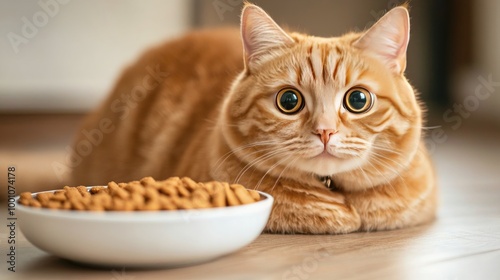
left=241, top=4, right=294, bottom=70
left=353, top=6, right=410, bottom=74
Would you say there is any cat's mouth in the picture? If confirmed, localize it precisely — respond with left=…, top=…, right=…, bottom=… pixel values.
left=316, top=150, right=335, bottom=158
left=299, top=146, right=362, bottom=177
left=311, top=149, right=339, bottom=160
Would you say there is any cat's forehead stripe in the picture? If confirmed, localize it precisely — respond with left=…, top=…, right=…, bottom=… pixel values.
left=295, top=63, right=303, bottom=86
left=321, top=44, right=330, bottom=83
left=332, top=52, right=344, bottom=85
left=306, top=45, right=316, bottom=81
left=295, top=42, right=360, bottom=89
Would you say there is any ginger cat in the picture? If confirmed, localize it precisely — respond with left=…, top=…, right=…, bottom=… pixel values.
left=71, top=4, right=437, bottom=233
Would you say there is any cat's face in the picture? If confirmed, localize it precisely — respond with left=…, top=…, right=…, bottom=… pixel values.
left=220, top=5, right=422, bottom=191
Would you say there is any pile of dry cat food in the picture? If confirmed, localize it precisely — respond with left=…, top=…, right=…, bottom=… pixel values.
left=18, top=177, right=261, bottom=211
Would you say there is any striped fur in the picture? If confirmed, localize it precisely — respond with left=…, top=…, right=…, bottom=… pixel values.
left=71, top=4, right=437, bottom=234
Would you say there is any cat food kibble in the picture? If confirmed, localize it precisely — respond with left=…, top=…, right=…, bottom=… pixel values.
left=18, top=177, right=261, bottom=211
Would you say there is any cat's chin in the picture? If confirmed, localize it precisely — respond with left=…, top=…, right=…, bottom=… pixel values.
left=297, top=153, right=362, bottom=177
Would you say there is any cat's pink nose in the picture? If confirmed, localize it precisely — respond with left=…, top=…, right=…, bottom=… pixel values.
left=315, top=129, right=337, bottom=145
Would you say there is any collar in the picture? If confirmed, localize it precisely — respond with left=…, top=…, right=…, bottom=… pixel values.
left=317, top=175, right=335, bottom=190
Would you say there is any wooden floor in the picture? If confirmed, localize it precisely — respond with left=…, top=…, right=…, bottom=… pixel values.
left=1, top=114, right=499, bottom=279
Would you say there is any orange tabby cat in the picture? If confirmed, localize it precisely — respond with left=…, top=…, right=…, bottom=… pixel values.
left=71, top=4, right=437, bottom=233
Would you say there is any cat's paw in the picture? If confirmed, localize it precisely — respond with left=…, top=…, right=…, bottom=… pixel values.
left=265, top=200, right=361, bottom=234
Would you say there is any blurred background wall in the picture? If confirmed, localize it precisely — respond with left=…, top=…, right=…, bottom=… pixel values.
left=0, top=0, right=498, bottom=199
left=0, top=0, right=191, bottom=112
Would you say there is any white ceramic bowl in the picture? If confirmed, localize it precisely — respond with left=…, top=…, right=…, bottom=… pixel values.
left=16, top=189, right=273, bottom=267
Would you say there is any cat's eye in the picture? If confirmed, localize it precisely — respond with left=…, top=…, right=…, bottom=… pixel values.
left=276, top=88, right=304, bottom=114
left=343, top=87, right=374, bottom=114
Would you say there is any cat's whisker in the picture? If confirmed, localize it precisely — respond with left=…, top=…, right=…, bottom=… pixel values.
left=359, top=160, right=396, bottom=196
left=256, top=153, right=295, bottom=190
left=270, top=156, right=299, bottom=193
left=233, top=147, right=286, bottom=178
left=212, top=140, right=277, bottom=174
left=235, top=151, right=284, bottom=185
left=362, top=157, right=397, bottom=192
left=371, top=144, right=404, bottom=157
left=368, top=153, right=407, bottom=189
left=368, top=155, right=404, bottom=178
left=421, top=125, right=442, bottom=130
left=368, top=156, right=411, bottom=206
left=234, top=147, right=290, bottom=184
left=357, top=165, right=376, bottom=191
left=370, top=151, right=407, bottom=171
left=216, top=137, right=300, bottom=184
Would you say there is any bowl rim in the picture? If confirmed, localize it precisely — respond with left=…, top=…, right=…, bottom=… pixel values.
left=16, top=188, right=274, bottom=222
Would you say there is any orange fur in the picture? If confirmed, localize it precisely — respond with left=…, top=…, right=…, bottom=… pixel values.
left=71, top=4, right=437, bottom=234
